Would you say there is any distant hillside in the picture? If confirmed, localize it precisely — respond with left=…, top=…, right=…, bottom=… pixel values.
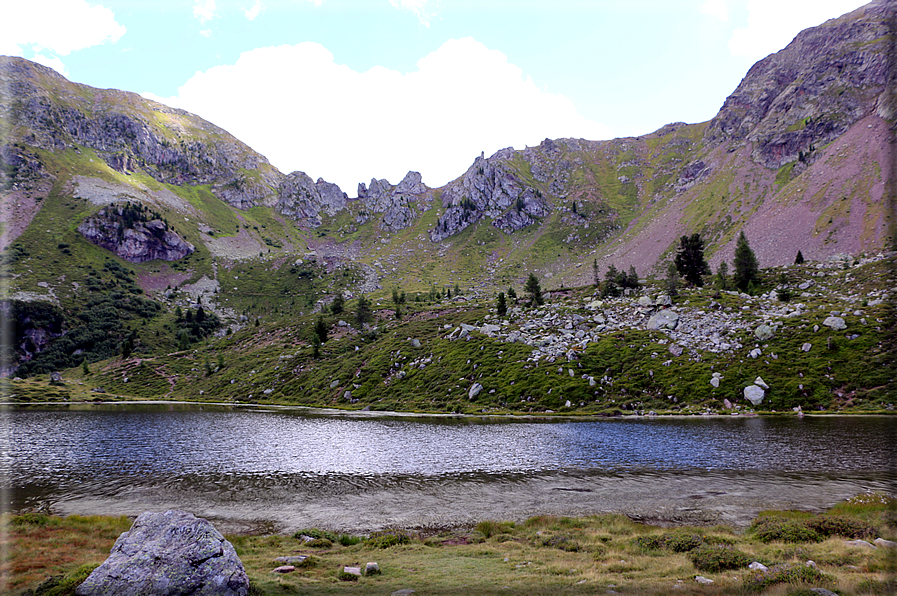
left=0, top=0, right=894, bottom=389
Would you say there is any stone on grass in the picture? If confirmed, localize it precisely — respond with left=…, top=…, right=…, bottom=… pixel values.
left=744, top=385, right=765, bottom=406
left=272, top=566, right=295, bottom=573
left=874, top=538, right=897, bottom=548
left=469, top=383, right=483, bottom=399
left=809, top=589, right=838, bottom=596
left=695, top=576, right=714, bottom=585
left=822, top=316, right=847, bottom=330
left=668, top=343, right=684, bottom=357
left=710, top=377, right=720, bottom=388
left=844, top=539, right=876, bottom=549
left=754, top=324, right=774, bottom=340
left=364, top=562, right=381, bottom=576
left=723, top=399, right=733, bottom=410
left=343, top=566, right=362, bottom=576
left=754, top=377, right=769, bottom=390
left=647, top=310, right=679, bottom=330
left=748, top=562, right=768, bottom=572
left=637, top=296, right=653, bottom=308
left=76, top=510, right=249, bottom=596
left=274, top=556, right=308, bottom=565
left=801, top=343, right=812, bottom=352
left=655, top=294, right=672, bottom=306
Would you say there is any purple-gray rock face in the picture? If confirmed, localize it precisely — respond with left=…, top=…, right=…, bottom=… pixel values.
left=76, top=510, right=249, bottom=596
left=356, top=171, right=430, bottom=232
left=705, top=0, right=895, bottom=169
left=432, top=150, right=550, bottom=241
left=276, top=171, right=351, bottom=228
left=77, top=206, right=194, bottom=263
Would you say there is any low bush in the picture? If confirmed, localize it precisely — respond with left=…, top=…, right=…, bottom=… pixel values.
left=742, top=564, right=832, bottom=592
left=805, top=515, right=877, bottom=539
left=688, top=545, right=751, bottom=572
left=293, top=528, right=338, bottom=543
left=540, top=534, right=582, bottom=552
left=365, top=530, right=411, bottom=548
left=749, top=517, right=823, bottom=543
left=634, top=531, right=704, bottom=552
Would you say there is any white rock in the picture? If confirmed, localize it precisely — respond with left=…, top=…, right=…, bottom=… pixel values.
left=822, top=316, right=847, bottom=330
left=754, top=377, right=769, bottom=389
left=748, top=562, right=768, bottom=572
left=801, top=343, right=812, bottom=352
left=469, top=383, right=484, bottom=399
left=695, top=576, right=714, bottom=585
left=710, top=377, right=720, bottom=388
left=874, top=538, right=897, bottom=548
left=744, top=385, right=765, bottom=405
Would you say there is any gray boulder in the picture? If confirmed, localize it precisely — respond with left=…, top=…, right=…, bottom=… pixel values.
left=822, top=316, right=847, bottom=330
left=744, top=385, right=765, bottom=406
left=646, top=310, right=679, bottom=330
left=76, top=510, right=249, bottom=596
left=754, top=324, right=774, bottom=340
left=469, top=383, right=484, bottom=399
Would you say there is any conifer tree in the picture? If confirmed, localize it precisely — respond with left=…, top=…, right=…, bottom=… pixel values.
left=314, top=316, right=328, bottom=344
left=795, top=250, right=805, bottom=264
left=674, top=233, right=710, bottom=286
left=355, top=294, right=372, bottom=329
left=666, top=262, right=680, bottom=298
left=524, top=273, right=544, bottom=306
left=733, top=231, right=759, bottom=292
left=330, top=292, right=344, bottom=315
left=496, top=291, right=507, bottom=316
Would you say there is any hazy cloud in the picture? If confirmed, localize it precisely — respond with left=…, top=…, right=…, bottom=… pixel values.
left=728, top=0, right=867, bottom=61
left=193, top=0, right=218, bottom=24
left=0, top=0, right=125, bottom=60
left=388, top=0, right=438, bottom=27
left=143, top=38, right=611, bottom=193
left=243, top=0, right=264, bottom=20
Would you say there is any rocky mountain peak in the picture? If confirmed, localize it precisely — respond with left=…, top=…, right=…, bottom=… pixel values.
left=705, top=0, right=895, bottom=170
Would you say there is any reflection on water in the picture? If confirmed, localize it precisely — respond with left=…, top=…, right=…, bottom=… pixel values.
left=6, top=406, right=896, bottom=532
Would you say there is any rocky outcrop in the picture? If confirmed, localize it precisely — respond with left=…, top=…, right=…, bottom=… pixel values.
left=357, top=171, right=430, bottom=232
left=78, top=205, right=194, bottom=263
left=76, top=510, right=249, bottom=596
left=277, top=171, right=350, bottom=228
left=432, top=150, right=550, bottom=241
left=1, top=56, right=280, bottom=210
left=705, top=0, right=895, bottom=170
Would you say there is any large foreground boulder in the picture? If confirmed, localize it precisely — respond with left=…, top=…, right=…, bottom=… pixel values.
left=76, top=510, right=249, bottom=596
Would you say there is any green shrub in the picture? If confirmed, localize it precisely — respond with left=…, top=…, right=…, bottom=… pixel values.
left=688, top=545, right=751, bottom=572
left=338, top=534, right=362, bottom=546
left=634, top=531, right=704, bottom=552
left=540, top=534, right=582, bottom=552
left=749, top=517, right=823, bottom=543
left=338, top=571, right=359, bottom=582
left=293, top=528, right=338, bottom=542
left=742, top=564, right=832, bottom=592
left=304, top=538, right=332, bottom=548
left=476, top=520, right=515, bottom=538
left=12, top=513, right=54, bottom=527
left=365, top=530, right=411, bottom=548
left=804, top=515, right=876, bottom=539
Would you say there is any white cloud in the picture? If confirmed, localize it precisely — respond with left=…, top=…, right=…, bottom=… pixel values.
left=193, top=0, right=218, bottom=24
left=388, top=0, right=437, bottom=27
left=0, top=0, right=125, bottom=58
left=243, top=0, right=264, bottom=20
left=143, top=38, right=611, bottom=194
left=701, top=0, right=729, bottom=21
left=728, top=0, right=867, bottom=61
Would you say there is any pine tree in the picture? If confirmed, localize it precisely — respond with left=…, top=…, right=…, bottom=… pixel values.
left=733, top=231, right=759, bottom=292
left=496, top=292, right=507, bottom=316
left=311, top=334, right=321, bottom=359
left=603, top=264, right=620, bottom=297
left=674, top=233, right=710, bottom=286
left=666, top=262, right=680, bottom=298
left=794, top=250, right=805, bottom=264
left=330, top=292, right=345, bottom=315
left=507, top=287, right=517, bottom=300
left=355, top=294, right=372, bottom=329
left=592, top=259, right=600, bottom=287
left=715, top=261, right=730, bottom=290
left=81, top=359, right=90, bottom=375
left=524, top=273, right=544, bottom=306
left=314, top=316, right=328, bottom=344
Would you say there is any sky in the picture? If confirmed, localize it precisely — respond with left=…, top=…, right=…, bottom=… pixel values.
left=2, top=0, right=870, bottom=194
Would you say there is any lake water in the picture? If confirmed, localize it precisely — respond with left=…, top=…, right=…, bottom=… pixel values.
left=6, top=405, right=896, bottom=533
